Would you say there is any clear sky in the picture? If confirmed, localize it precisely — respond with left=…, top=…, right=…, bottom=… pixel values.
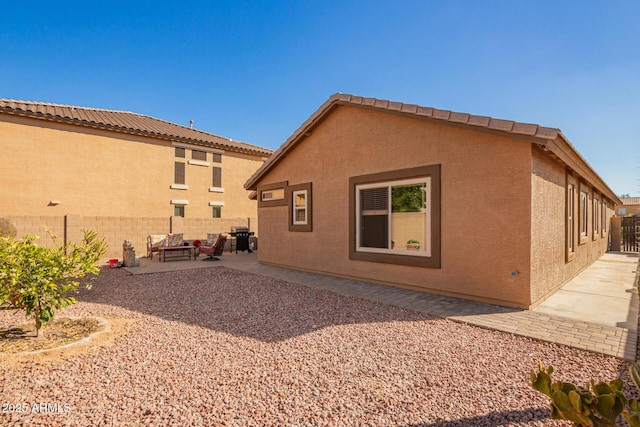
left=2, top=1, right=638, bottom=196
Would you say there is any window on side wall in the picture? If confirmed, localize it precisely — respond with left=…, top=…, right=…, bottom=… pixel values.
left=349, top=165, right=441, bottom=268
left=174, top=205, right=185, bottom=217
left=212, top=206, right=222, bottom=218
left=567, top=183, right=575, bottom=254
left=192, top=150, right=207, bottom=161
left=257, top=182, right=289, bottom=208
left=174, top=162, right=185, bottom=185
left=593, top=197, right=599, bottom=239
left=602, top=202, right=607, bottom=234
left=579, top=189, right=588, bottom=242
left=292, top=190, right=307, bottom=225
left=287, top=182, right=312, bottom=232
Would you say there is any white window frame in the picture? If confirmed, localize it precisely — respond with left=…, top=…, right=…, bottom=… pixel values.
left=292, top=189, right=308, bottom=225
left=593, top=198, right=599, bottom=236
left=568, top=184, right=574, bottom=253
left=261, top=188, right=285, bottom=202
left=602, top=202, right=607, bottom=234
left=580, top=191, right=588, bottom=237
left=355, top=177, right=431, bottom=257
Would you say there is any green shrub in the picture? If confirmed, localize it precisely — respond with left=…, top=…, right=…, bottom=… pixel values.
left=0, top=229, right=108, bottom=337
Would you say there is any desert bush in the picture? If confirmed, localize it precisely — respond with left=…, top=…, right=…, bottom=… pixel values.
left=0, top=229, right=107, bottom=337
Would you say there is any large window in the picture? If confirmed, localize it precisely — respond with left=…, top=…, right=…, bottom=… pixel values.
left=357, top=178, right=430, bottom=256
left=349, top=165, right=441, bottom=268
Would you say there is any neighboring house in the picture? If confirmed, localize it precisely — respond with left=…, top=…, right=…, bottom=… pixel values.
left=245, top=93, right=620, bottom=309
left=618, top=197, right=640, bottom=216
left=0, top=99, right=272, bottom=256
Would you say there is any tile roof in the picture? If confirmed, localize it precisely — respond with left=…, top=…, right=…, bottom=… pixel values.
left=244, top=93, right=620, bottom=205
left=621, top=197, right=640, bottom=205
left=0, top=98, right=272, bottom=157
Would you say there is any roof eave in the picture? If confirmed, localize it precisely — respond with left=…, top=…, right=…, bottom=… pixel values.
left=536, top=133, right=621, bottom=205
left=0, top=105, right=273, bottom=157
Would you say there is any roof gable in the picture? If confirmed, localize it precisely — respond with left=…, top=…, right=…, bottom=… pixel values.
left=244, top=93, right=620, bottom=205
left=0, top=98, right=272, bottom=157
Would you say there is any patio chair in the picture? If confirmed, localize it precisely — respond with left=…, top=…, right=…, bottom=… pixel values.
left=200, top=234, right=227, bottom=261
left=147, top=234, right=167, bottom=260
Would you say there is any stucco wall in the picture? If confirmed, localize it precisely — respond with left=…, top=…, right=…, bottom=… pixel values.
left=529, top=147, right=614, bottom=305
left=0, top=115, right=263, bottom=219
left=256, top=105, right=534, bottom=308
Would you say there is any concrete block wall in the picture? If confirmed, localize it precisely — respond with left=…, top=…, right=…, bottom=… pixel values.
left=3, top=215, right=258, bottom=259
left=7, top=215, right=66, bottom=248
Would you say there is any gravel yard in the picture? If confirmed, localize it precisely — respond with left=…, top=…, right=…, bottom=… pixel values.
left=0, top=266, right=635, bottom=426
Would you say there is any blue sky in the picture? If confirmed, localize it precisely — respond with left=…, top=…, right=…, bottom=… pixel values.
left=2, top=1, right=638, bottom=196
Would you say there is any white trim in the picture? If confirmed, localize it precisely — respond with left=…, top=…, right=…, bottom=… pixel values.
left=172, top=142, right=224, bottom=155
left=567, top=184, right=574, bottom=253
left=208, top=201, right=225, bottom=206
left=170, top=184, right=189, bottom=190
left=188, top=159, right=210, bottom=167
left=209, top=187, right=225, bottom=193
left=292, top=189, right=308, bottom=225
left=355, top=177, right=431, bottom=257
left=170, top=199, right=189, bottom=205
left=261, top=188, right=285, bottom=201
left=580, top=191, right=588, bottom=236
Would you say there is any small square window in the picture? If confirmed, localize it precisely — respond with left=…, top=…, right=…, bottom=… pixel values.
left=175, top=147, right=185, bottom=158
left=212, top=153, right=222, bottom=163
left=212, top=206, right=222, bottom=218
left=174, top=205, right=185, bottom=217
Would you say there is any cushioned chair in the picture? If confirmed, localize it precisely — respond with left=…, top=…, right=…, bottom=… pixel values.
left=200, top=234, right=227, bottom=261
left=147, top=234, right=167, bottom=260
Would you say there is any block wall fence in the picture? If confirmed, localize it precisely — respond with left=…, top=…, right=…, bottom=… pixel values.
left=3, top=215, right=258, bottom=259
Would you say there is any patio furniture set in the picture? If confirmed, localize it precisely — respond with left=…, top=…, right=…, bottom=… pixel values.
left=146, top=227, right=253, bottom=262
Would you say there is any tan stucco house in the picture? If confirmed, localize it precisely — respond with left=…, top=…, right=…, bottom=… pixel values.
left=618, top=197, right=640, bottom=216
left=0, top=99, right=272, bottom=257
left=245, top=93, right=620, bottom=309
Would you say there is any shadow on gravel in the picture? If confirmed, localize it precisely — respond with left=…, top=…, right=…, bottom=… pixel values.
left=405, top=407, right=550, bottom=426
left=76, top=266, right=435, bottom=342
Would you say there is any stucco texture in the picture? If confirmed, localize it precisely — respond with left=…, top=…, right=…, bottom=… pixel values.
left=257, top=105, right=534, bottom=308
left=0, top=115, right=263, bottom=219
left=529, top=148, right=612, bottom=306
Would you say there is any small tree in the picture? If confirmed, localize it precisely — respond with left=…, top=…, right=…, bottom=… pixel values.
left=0, top=229, right=108, bottom=337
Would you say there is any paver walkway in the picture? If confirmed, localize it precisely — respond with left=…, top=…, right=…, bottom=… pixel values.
left=125, top=251, right=640, bottom=361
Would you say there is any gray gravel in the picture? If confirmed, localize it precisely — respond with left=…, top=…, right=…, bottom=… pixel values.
left=0, top=266, right=635, bottom=426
